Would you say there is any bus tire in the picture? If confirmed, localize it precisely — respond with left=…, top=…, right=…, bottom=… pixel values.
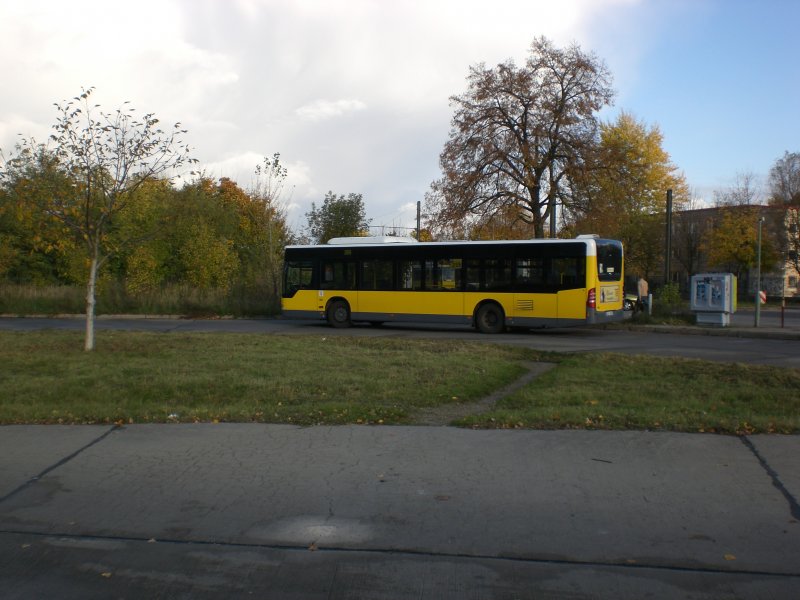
left=326, top=300, right=352, bottom=328
left=475, top=303, right=505, bottom=334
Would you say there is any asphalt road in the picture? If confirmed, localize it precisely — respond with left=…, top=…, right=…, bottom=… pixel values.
left=2, top=311, right=799, bottom=367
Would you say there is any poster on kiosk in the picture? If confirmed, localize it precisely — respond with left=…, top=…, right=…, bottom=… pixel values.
left=690, top=273, right=737, bottom=326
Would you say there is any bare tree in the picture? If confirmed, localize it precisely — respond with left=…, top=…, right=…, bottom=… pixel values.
left=28, top=88, right=195, bottom=350
left=249, top=153, right=292, bottom=299
left=713, top=171, right=762, bottom=206
left=426, top=37, right=614, bottom=239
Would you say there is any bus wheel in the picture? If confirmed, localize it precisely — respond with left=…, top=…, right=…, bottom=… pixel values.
left=475, top=303, right=505, bottom=334
left=327, top=300, right=351, bottom=328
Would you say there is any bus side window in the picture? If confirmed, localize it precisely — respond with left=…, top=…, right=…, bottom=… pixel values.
left=321, top=263, right=334, bottom=289
left=321, top=261, right=355, bottom=290
left=361, top=260, right=393, bottom=291
left=516, top=257, right=546, bottom=292
left=484, top=259, right=512, bottom=291
left=552, top=257, right=584, bottom=289
left=465, top=259, right=480, bottom=290
left=438, top=258, right=461, bottom=291
left=398, top=260, right=423, bottom=290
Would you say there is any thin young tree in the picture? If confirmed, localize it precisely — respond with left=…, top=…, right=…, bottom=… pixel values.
left=29, top=88, right=195, bottom=350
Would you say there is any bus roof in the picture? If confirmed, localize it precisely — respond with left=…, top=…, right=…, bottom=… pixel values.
left=287, top=236, right=615, bottom=252
left=327, top=236, right=417, bottom=245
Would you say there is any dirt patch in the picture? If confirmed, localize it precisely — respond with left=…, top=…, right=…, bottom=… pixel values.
left=412, top=362, right=556, bottom=426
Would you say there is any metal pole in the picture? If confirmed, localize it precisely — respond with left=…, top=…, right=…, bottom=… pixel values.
left=416, top=201, right=421, bottom=240
left=755, top=216, right=763, bottom=327
left=782, top=268, right=786, bottom=328
left=665, top=189, right=673, bottom=285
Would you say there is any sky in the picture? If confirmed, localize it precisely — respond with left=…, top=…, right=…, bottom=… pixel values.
left=1, top=0, right=798, bottom=235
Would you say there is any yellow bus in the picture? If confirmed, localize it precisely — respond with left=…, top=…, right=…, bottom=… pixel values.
left=281, top=235, right=625, bottom=333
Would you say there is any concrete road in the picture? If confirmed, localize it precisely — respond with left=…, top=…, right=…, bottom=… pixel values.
left=1, top=424, right=799, bottom=598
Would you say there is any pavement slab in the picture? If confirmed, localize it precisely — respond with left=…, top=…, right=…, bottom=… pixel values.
left=0, top=425, right=114, bottom=498
left=1, top=425, right=798, bottom=598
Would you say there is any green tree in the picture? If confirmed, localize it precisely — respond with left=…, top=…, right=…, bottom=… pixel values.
left=425, top=36, right=614, bottom=239
left=0, top=144, right=79, bottom=283
left=3, top=88, right=196, bottom=350
left=306, top=191, right=370, bottom=244
left=121, top=172, right=290, bottom=312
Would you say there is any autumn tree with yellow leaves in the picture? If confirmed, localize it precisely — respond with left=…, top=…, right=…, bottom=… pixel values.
left=568, top=112, right=689, bottom=280
left=702, top=206, right=779, bottom=278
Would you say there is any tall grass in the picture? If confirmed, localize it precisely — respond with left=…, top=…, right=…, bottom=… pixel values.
left=0, top=282, right=280, bottom=316
left=0, top=283, right=85, bottom=314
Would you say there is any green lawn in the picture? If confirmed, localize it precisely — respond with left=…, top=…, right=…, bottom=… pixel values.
left=1, top=331, right=797, bottom=434
left=456, top=353, right=800, bottom=434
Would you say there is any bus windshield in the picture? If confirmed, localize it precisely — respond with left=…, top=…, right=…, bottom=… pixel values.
left=596, top=240, right=623, bottom=282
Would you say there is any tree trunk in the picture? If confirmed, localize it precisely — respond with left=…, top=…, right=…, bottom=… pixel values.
left=84, top=255, right=98, bottom=351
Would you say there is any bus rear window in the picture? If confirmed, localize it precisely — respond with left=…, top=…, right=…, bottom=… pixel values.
left=596, top=241, right=623, bottom=282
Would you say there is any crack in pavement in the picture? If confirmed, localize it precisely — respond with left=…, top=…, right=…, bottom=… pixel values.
left=1, top=529, right=798, bottom=579
left=739, top=435, right=800, bottom=521
left=0, top=425, right=121, bottom=505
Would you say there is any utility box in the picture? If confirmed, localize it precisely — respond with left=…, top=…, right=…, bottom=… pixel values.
left=690, top=273, right=737, bottom=326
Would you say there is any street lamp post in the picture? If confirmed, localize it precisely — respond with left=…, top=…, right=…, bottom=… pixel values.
left=755, top=216, right=764, bottom=327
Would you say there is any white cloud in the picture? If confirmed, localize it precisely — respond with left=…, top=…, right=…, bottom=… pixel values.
left=294, top=99, right=367, bottom=122
left=1, top=0, right=643, bottom=232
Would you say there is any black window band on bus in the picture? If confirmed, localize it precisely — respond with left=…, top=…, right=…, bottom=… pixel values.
left=283, top=240, right=616, bottom=294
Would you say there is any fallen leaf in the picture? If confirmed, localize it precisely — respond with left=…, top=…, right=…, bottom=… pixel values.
left=101, top=572, right=112, bottom=578
left=308, top=542, right=318, bottom=551
left=724, top=554, right=736, bottom=561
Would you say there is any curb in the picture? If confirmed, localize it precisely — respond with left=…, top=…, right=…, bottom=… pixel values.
left=607, top=323, right=800, bottom=341
left=2, top=314, right=799, bottom=340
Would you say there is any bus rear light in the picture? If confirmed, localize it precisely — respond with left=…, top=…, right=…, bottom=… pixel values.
left=587, top=288, right=596, bottom=309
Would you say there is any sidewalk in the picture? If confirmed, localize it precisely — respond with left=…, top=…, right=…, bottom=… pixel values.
left=612, top=306, right=800, bottom=341
left=620, top=322, right=800, bottom=341
left=2, top=424, right=799, bottom=598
